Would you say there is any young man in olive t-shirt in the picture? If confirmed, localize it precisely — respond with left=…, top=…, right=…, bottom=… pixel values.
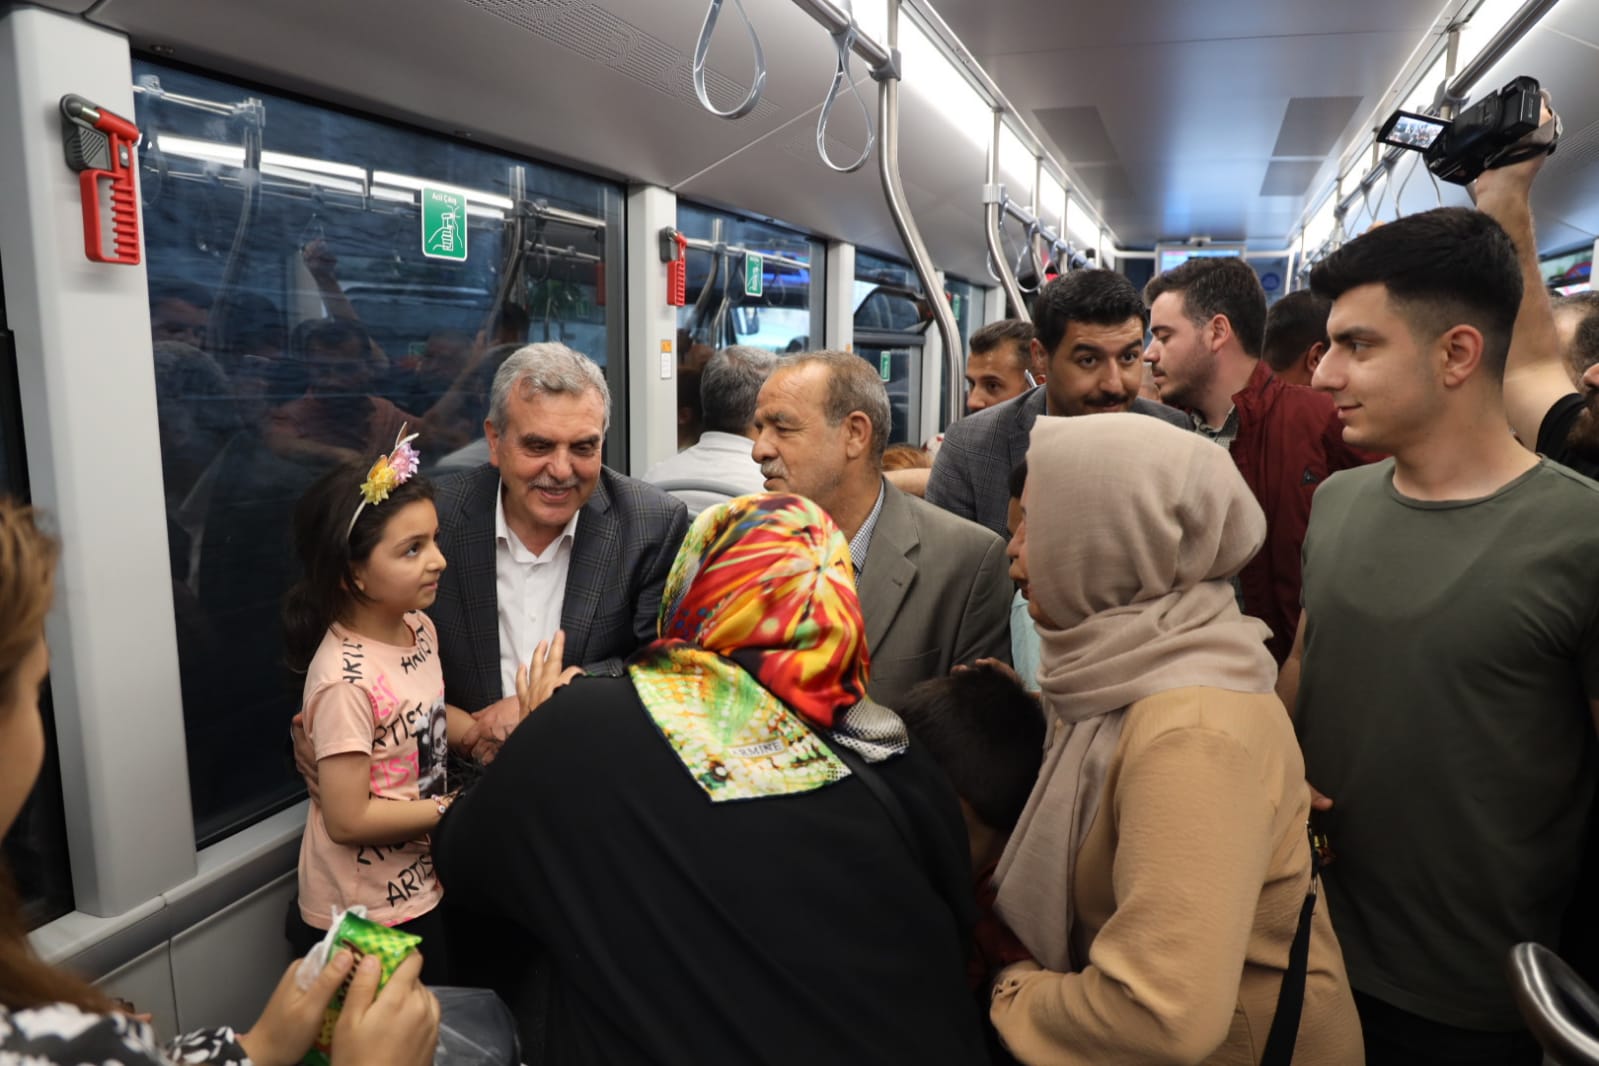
left=1277, top=207, right=1599, bottom=1066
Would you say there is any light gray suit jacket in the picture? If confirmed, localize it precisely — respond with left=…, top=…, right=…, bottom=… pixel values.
left=856, top=482, right=1013, bottom=712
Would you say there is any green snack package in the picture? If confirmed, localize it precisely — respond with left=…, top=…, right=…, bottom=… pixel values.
left=303, top=911, right=422, bottom=1066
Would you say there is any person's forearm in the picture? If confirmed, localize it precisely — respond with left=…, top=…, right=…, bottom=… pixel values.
left=323, top=795, right=441, bottom=847
left=1477, top=186, right=1559, bottom=380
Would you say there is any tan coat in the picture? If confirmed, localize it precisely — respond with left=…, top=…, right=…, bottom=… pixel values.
left=991, top=687, right=1363, bottom=1065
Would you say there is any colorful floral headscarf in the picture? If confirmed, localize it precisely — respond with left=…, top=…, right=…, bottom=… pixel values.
left=628, top=493, right=905, bottom=802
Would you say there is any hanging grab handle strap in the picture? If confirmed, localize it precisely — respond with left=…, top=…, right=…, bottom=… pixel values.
left=693, top=0, right=767, bottom=120
left=816, top=0, right=875, bottom=174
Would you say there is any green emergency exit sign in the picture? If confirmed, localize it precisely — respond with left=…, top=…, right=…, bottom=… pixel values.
left=744, top=252, right=763, bottom=297
left=421, top=186, right=467, bottom=262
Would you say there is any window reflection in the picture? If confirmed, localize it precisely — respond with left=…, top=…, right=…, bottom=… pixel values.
left=854, top=250, right=930, bottom=446
left=674, top=205, right=823, bottom=452
left=133, top=61, right=625, bottom=843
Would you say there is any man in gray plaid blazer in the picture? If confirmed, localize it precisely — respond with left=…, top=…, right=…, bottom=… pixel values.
left=430, top=344, right=688, bottom=724
left=432, top=463, right=687, bottom=708
left=927, top=271, right=1189, bottom=538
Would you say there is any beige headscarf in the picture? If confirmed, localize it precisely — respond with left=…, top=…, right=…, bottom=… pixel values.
left=993, top=413, right=1278, bottom=972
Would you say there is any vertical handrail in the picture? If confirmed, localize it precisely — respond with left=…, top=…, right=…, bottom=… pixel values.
left=877, top=0, right=963, bottom=427
left=985, top=111, right=1030, bottom=323
left=1028, top=157, right=1048, bottom=282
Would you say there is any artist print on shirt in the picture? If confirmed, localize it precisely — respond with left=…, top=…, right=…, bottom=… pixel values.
left=297, top=611, right=448, bottom=927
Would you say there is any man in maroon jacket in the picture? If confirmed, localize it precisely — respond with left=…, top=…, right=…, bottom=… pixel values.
left=1144, top=258, right=1378, bottom=664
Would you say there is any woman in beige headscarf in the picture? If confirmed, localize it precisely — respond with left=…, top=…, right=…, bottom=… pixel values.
left=989, top=414, right=1362, bottom=1065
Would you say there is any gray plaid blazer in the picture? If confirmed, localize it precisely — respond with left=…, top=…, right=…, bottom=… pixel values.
left=430, top=464, right=689, bottom=712
left=926, top=387, right=1190, bottom=538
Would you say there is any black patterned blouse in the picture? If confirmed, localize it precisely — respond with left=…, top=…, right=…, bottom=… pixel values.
left=0, top=1001, right=250, bottom=1065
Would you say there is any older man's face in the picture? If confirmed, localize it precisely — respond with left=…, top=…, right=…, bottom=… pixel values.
left=750, top=364, right=852, bottom=517
left=485, top=386, right=606, bottom=551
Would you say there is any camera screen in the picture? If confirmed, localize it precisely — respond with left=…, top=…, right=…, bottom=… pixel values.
left=1380, top=111, right=1448, bottom=150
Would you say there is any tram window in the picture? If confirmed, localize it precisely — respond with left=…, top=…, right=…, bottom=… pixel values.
left=131, top=60, right=626, bottom=845
left=947, top=277, right=976, bottom=355
left=676, top=204, right=822, bottom=357
left=674, top=204, right=822, bottom=450
left=854, top=250, right=929, bottom=445
left=0, top=306, right=75, bottom=929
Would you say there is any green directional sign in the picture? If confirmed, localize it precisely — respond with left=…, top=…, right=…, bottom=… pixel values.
left=421, top=186, right=467, bottom=262
left=744, top=252, right=763, bottom=297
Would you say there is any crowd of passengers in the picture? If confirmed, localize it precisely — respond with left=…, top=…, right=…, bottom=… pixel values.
left=4, top=102, right=1599, bottom=1066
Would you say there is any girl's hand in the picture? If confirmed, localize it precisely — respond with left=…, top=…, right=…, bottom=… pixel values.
left=237, top=949, right=356, bottom=1066
left=331, top=952, right=440, bottom=1066
left=514, top=630, right=582, bottom=721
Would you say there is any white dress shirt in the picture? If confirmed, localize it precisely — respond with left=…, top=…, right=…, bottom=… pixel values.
left=641, top=431, right=768, bottom=516
left=495, top=489, right=579, bottom=698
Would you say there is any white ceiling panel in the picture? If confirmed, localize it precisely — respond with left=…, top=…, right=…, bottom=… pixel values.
left=923, top=0, right=1439, bottom=55
left=56, top=0, right=1599, bottom=274
left=86, top=0, right=998, bottom=279
left=1464, top=13, right=1599, bottom=252
left=89, top=0, right=879, bottom=189
left=926, top=0, right=1445, bottom=245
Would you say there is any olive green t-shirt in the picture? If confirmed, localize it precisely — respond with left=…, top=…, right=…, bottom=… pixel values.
left=1297, top=457, right=1599, bottom=1030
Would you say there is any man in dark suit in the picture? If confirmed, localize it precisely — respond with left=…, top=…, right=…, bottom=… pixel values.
left=752, top=351, right=1011, bottom=710
left=926, top=270, right=1190, bottom=539
left=431, top=343, right=688, bottom=736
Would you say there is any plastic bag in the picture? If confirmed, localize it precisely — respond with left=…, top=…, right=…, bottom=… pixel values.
left=431, top=986, right=521, bottom=1066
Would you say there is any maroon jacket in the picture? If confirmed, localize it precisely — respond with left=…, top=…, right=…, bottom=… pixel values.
left=1228, top=360, right=1379, bottom=664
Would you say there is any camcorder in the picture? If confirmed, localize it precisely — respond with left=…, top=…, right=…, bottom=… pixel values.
left=1377, top=75, right=1548, bottom=185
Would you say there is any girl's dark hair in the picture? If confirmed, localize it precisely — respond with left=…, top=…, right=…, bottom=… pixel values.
left=283, top=458, right=434, bottom=672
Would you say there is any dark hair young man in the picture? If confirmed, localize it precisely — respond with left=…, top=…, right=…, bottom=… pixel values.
left=1279, top=205, right=1599, bottom=1065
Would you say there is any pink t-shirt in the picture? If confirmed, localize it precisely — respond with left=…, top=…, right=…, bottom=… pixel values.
left=297, top=612, right=448, bottom=929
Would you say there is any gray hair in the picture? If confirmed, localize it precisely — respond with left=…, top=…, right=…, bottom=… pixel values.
left=780, top=350, right=891, bottom=465
left=488, top=342, right=611, bottom=434
left=701, top=346, right=778, bottom=434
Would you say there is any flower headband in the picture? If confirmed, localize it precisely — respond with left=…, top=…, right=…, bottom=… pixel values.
left=347, top=425, right=421, bottom=538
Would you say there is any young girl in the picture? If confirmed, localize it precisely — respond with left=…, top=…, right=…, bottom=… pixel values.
left=283, top=432, right=471, bottom=983
left=0, top=498, right=437, bottom=1066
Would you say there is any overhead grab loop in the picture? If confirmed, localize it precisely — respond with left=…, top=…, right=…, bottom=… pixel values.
left=1013, top=231, right=1039, bottom=292
left=816, top=0, right=875, bottom=173
left=693, top=0, right=767, bottom=120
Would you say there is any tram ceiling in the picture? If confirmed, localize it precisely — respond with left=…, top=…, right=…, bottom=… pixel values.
left=46, top=0, right=1599, bottom=266
left=927, top=0, right=1446, bottom=246
left=1459, top=0, right=1599, bottom=251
